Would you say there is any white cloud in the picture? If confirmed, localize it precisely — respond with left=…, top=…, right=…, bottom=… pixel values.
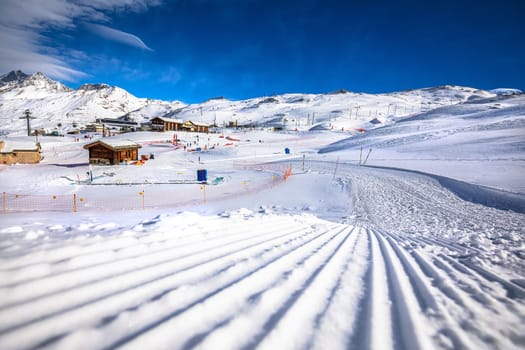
left=0, top=0, right=160, bottom=81
left=86, top=23, right=154, bottom=51
left=159, top=66, right=182, bottom=84
left=0, top=24, right=87, bottom=81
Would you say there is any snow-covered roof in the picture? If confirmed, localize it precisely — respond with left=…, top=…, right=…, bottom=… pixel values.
left=83, top=138, right=141, bottom=150
left=151, top=117, right=209, bottom=127
left=0, top=140, right=40, bottom=153
left=152, top=116, right=184, bottom=123
left=185, top=120, right=210, bottom=127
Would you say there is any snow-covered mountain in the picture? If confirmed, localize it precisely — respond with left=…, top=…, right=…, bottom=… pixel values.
left=0, top=71, right=72, bottom=96
left=0, top=71, right=180, bottom=136
left=0, top=70, right=519, bottom=137
left=320, top=93, right=525, bottom=156
left=173, top=85, right=498, bottom=132
left=0, top=70, right=30, bottom=84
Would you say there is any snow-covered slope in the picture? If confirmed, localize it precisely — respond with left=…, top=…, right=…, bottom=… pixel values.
left=319, top=93, right=525, bottom=192
left=0, top=70, right=502, bottom=137
left=174, top=86, right=496, bottom=131
left=0, top=165, right=523, bottom=350
left=1, top=66, right=525, bottom=350
left=0, top=81, right=524, bottom=349
left=0, top=71, right=72, bottom=97
left=321, top=93, right=525, bottom=155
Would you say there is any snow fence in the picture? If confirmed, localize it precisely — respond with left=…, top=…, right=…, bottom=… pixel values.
left=1, top=163, right=295, bottom=213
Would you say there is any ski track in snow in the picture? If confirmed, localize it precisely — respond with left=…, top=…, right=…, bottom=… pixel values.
left=0, top=164, right=524, bottom=349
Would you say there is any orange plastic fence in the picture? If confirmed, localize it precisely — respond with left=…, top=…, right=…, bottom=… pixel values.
left=1, top=163, right=294, bottom=213
left=2, top=193, right=76, bottom=213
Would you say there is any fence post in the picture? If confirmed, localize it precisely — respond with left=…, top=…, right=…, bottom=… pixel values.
left=2, top=192, right=6, bottom=214
left=73, top=193, right=77, bottom=212
left=200, top=185, right=206, bottom=204
left=363, top=148, right=372, bottom=166
left=139, top=191, right=145, bottom=210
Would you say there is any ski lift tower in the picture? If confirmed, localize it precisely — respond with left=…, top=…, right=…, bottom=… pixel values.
left=20, top=109, right=36, bottom=136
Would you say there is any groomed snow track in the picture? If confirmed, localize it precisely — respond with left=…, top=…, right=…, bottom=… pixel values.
left=0, top=162, right=524, bottom=349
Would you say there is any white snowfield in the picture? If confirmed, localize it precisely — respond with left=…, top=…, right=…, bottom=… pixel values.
left=1, top=73, right=524, bottom=349
left=0, top=162, right=524, bottom=350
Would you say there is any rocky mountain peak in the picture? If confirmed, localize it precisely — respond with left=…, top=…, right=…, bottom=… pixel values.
left=18, top=71, right=72, bottom=93
left=0, top=70, right=29, bottom=84
left=78, top=83, right=111, bottom=91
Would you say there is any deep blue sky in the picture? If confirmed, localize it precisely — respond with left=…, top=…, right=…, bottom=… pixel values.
left=1, top=0, right=524, bottom=103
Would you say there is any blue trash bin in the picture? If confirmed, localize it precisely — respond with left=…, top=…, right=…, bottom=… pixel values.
left=197, top=169, right=207, bottom=182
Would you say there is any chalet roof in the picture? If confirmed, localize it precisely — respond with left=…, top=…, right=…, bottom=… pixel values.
left=184, top=120, right=210, bottom=127
left=0, top=140, right=40, bottom=153
left=152, top=116, right=184, bottom=123
left=83, top=139, right=142, bottom=150
left=151, top=117, right=209, bottom=127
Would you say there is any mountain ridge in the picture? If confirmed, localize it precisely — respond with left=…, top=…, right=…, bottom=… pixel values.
left=0, top=70, right=520, bottom=137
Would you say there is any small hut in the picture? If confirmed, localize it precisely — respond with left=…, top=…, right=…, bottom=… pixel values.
left=83, top=139, right=141, bottom=165
left=0, top=140, right=42, bottom=165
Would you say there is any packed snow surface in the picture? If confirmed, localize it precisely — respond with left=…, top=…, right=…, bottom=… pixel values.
left=1, top=166, right=524, bottom=350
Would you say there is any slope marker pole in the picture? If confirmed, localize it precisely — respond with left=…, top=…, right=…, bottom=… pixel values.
left=333, top=157, right=339, bottom=179
left=363, top=149, right=373, bottom=166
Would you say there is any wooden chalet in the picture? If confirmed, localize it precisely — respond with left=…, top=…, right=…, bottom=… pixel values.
left=83, top=123, right=104, bottom=133
left=0, top=140, right=42, bottom=165
left=151, top=117, right=184, bottom=131
left=182, top=120, right=209, bottom=133
left=83, top=139, right=141, bottom=165
left=151, top=117, right=210, bottom=133
left=96, top=118, right=139, bottom=132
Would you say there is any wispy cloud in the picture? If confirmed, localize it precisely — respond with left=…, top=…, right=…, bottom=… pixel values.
left=0, top=0, right=160, bottom=81
left=159, top=66, right=182, bottom=84
left=86, top=23, right=154, bottom=51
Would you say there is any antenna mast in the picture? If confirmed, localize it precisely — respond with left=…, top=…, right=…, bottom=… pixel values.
left=20, top=109, right=36, bottom=136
